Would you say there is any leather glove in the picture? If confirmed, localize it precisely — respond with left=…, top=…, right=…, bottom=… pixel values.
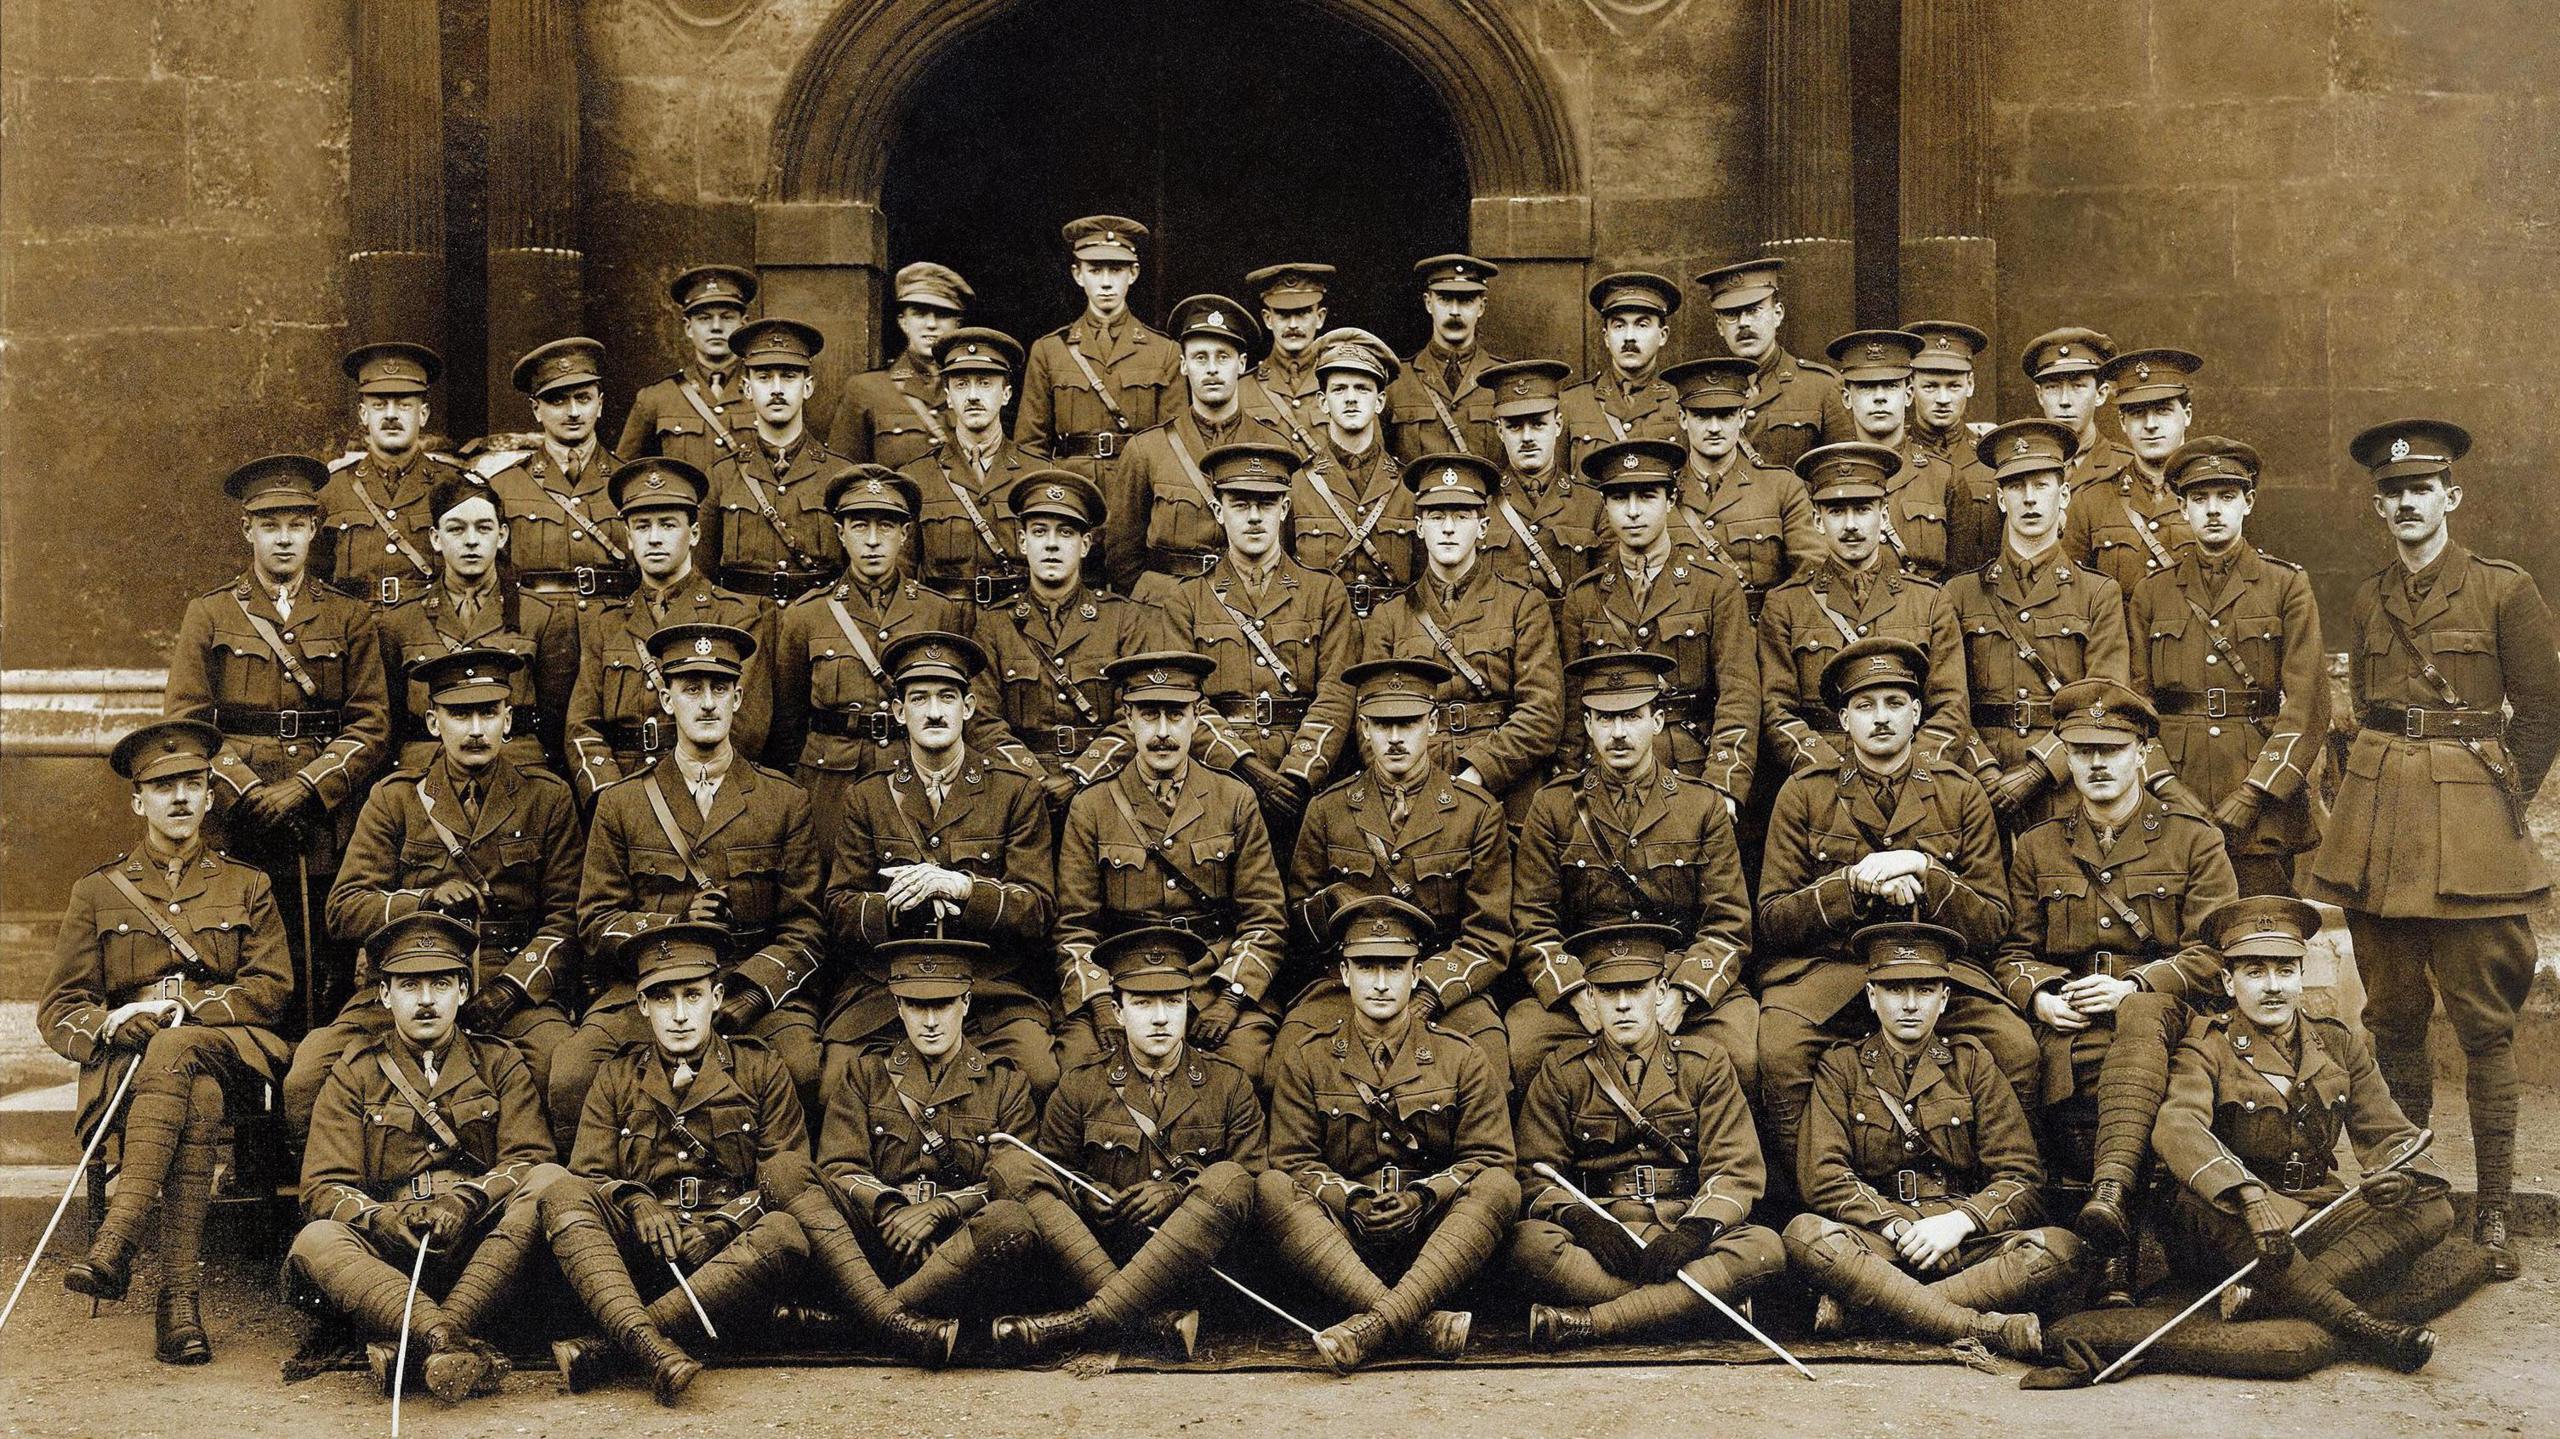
left=1087, top=995, right=1124, bottom=1055
left=236, top=779, right=310, bottom=833
left=1349, top=1189, right=1425, bottom=1239
left=715, top=988, right=770, bottom=1034
left=1988, top=764, right=2048, bottom=816
left=2362, top=1169, right=2418, bottom=1210
left=1236, top=755, right=1307, bottom=825
left=1557, top=1203, right=1644, bottom=1275
left=674, top=1223, right=719, bottom=1271
left=627, top=1194, right=684, bottom=1263
left=1638, top=1216, right=1722, bottom=1283
left=114, top=1008, right=170, bottom=1052
left=685, top=888, right=731, bottom=924
left=2212, top=786, right=2265, bottom=834
left=1191, top=994, right=1241, bottom=1048
left=1412, top=984, right=1446, bottom=1022
left=424, top=877, right=483, bottom=916
left=1040, top=769, right=1079, bottom=809
left=366, top=1201, right=425, bottom=1247
left=415, top=1191, right=479, bottom=1249
left=1110, top=1180, right=1185, bottom=1230
left=459, top=979, right=522, bottom=1033
left=2240, top=1186, right=2293, bottom=1268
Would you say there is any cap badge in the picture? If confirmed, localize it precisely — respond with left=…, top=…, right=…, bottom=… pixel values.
left=1510, top=378, right=1530, bottom=395
left=1045, top=485, right=1065, bottom=500
left=2389, top=437, right=2412, bottom=462
left=2090, top=702, right=2107, bottom=719
left=1205, top=310, right=1226, bottom=329
left=1367, top=918, right=1392, bottom=937
left=694, top=637, right=714, bottom=656
left=865, top=478, right=883, bottom=492
left=645, top=474, right=665, bottom=490
left=1621, top=452, right=1640, bottom=470
left=1607, top=938, right=1630, bottom=957
left=917, top=957, right=941, bottom=975
left=2058, top=345, right=2074, bottom=359
left=1865, top=342, right=1884, bottom=360
left=2135, top=362, right=2153, bottom=381
left=1893, top=942, right=1920, bottom=961
left=2013, top=437, right=2032, bottom=457
left=1439, top=468, right=1460, bottom=488
left=963, top=343, right=980, bottom=357
left=1148, top=669, right=1168, bottom=685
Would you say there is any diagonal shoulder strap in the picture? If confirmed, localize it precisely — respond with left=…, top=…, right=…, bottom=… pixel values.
left=102, top=871, right=209, bottom=968
left=1977, top=584, right=2068, bottom=695
left=2183, top=594, right=2268, bottom=692
left=732, top=454, right=822, bottom=568
left=1422, top=386, right=1469, bottom=453
left=1410, top=603, right=1493, bottom=695
left=375, top=1051, right=467, bottom=1154
left=898, top=388, right=951, bottom=448
left=1582, top=1051, right=1693, bottom=1168
left=543, top=484, right=629, bottom=563
left=824, top=597, right=889, bottom=682
left=1205, top=585, right=1299, bottom=693
left=417, top=790, right=491, bottom=888
left=1163, top=428, right=1224, bottom=514
left=1808, top=582, right=1865, bottom=647
left=642, top=777, right=717, bottom=889
left=233, top=595, right=321, bottom=699
left=675, top=381, right=741, bottom=456
left=1105, top=783, right=1220, bottom=912
left=345, top=477, right=435, bottom=579
left=1063, top=335, right=1133, bottom=433
left=1571, top=800, right=1674, bottom=919
left=936, top=456, right=1016, bottom=563
left=2065, top=845, right=2155, bottom=948
left=1495, top=498, right=1565, bottom=591
left=1111, top=1084, right=1181, bottom=1174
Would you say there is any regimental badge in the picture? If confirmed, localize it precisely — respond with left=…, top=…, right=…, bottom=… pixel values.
left=2135, top=361, right=2153, bottom=382
left=1607, top=938, right=1630, bottom=957
left=962, top=343, right=981, bottom=358
left=694, top=637, right=714, bottom=656
left=918, top=957, right=942, bottom=975
left=1205, top=310, right=1227, bottom=330
left=1865, top=341, right=1884, bottom=361
left=1439, top=468, right=1460, bottom=488
left=864, top=478, right=884, bottom=493
left=1893, top=942, right=1920, bottom=961
left=2057, top=344, right=2075, bottom=359
left=1045, top=485, right=1065, bottom=500
left=645, top=473, right=666, bottom=490
left=1148, top=670, right=1168, bottom=685
left=1368, top=918, right=1393, bottom=937
left=1621, top=452, right=1640, bottom=470
left=2389, top=437, right=2412, bottom=462
left=1511, top=378, right=1531, bottom=395
left=2090, top=702, right=2107, bottom=720
left=1245, top=455, right=1266, bottom=475
left=2013, top=436, right=2033, bottom=457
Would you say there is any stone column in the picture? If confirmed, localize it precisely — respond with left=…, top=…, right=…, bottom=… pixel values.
left=347, top=0, right=446, bottom=361
left=755, top=200, right=889, bottom=412
left=1899, top=0, right=1995, bottom=335
left=1761, top=0, right=1855, bottom=353
left=1470, top=194, right=1595, bottom=368
left=484, top=0, right=584, bottom=429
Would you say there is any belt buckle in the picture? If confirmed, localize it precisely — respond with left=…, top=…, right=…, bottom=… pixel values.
left=275, top=709, right=301, bottom=740
left=974, top=573, right=998, bottom=606
left=1631, top=1164, right=1657, bottom=1201
left=640, top=716, right=661, bottom=752
left=379, top=575, right=400, bottom=605
left=677, top=1176, right=702, bottom=1210
left=1253, top=693, right=1274, bottom=727
left=2405, top=705, right=2426, bottom=739
left=1441, top=702, right=1468, bottom=735
left=1378, top=1164, right=1402, bottom=1195
left=1195, top=551, right=1221, bottom=576
left=2205, top=686, right=2228, bottom=719
left=1054, top=725, right=1081, bottom=756
left=154, top=974, right=185, bottom=1003
left=902, top=1179, right=938, bottom=1205
left=2280, top=1155, right=2306, bottom=1192
left=867, top=710, right=893, bottom=746
left=1895, top=1169, right=1921, bottom=1205
left=574, top=564, right=597, bottom=596
left=410, top=1173, right=434, bottom=1201
left=1093, top=432, right=1118, bottom=461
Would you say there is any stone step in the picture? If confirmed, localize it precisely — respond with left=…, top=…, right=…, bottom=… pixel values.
left=0, top=1081, right=80, bottom=1166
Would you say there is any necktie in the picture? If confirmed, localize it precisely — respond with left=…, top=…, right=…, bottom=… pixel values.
left=459, top=778, right=482, bottom=830
left=690, top=771, right=718, bottom=817
left=708, top=371, right=729, bottom=404
left=1442, top=355, right=1464, bottom=394
left=273, top=587, right=294, bottom=623
left=1386, top=783, right=1412, bottom=831
left=671, top=1059, right=695, bottom=1090
left=1623, top=1054, right=1644, bottom=1093
left=1372, top=1042, right=1394, bottom=1076
left=421, top=1051, right=439, bottom=1090
left=924, top=773, right=948, bottom=814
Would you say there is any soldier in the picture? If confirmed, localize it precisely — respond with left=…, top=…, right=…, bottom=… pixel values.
left=1385, top=254, right=1508, bottom=465
left=563, top=623, right=824, bottom=1139
left=1102, top=294, right=1296, bottom=601
left=479, top=336, right=635, bottom=607
left=617, top=264, right=761, bottom=481
left=1692, top=257, right=1850, bottom=471
left=824, top=631, right=1058, bottom=1096
left=1824, top=329, right=1954, bottom=582
left=1243, top=262, right=1335, bottom=445
left=1282, top=658, right=1515, bottom=1079
left=988, top=927, right=1267, bottom=1362
left=1559, top=437, right=1761, bottom=802
left=1156, top=443, right=1359, bottom=837
left=1016, top=216, right=1184, bottom=483
left=289, top=911, right=561, bottom=1405
left=1052, top=650, right=1289, bottom=1080
left=1754, top=442, right=1970, bottom=789
left=321, top=341, right=471, bottom=606
left=561, top=458, right=774, bottom=809
left=2306, top=419, right=2560, bottom=1280
left=1509, top=923, right=1786, bottom=1348
left=168, top=454, right=391, bottom=1022
left=2019, top=326, right=2134, bottom=493
left=1903, top=321, right=2001, bottom=576
left=700, top=317, right=854, bottom=604
left=1288, top=327, right=1415, bottom=619
left=1782, top=922, right=2081, bottom=1361
left=2128, top=437, right=2325, bottom=897
left=1754, top=639, right=2031, bottom=1167
left=2064, top=348, right=2207, bottom=602
left=766, top=468, right=1035, bottom=850
left=540, top=922, right=812, bottom=1405
left=902, top=327, right=1036, bottom=607
left=2152, top=896, right=2452, bottom=1370
left=1994, top=678, right=2237, bottom=1304
left=978, top=471, right=1153, bottom=803
left=1657, top=356, right=1822, bottom=620
left=294, top=647, right=582, bottom=1134
left=43, top=720, right=293, bottom=1364
left=1257, top=895, right=1520, bottom=1371
left=1358, top=450, right=1566, bottom=821
left=1473, top=358, right=1607, bottom=614
left=1941, top=418, right=2130, bottom=830
left=823, top=261, right=971, bottom=469
left=377, top=477, right=577, bottom=773
left=1559, top=272, right=1683, bottom=471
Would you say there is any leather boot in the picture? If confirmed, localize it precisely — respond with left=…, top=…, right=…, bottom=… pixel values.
left=1312, top=1310, right=1393, bottom=1374
left=550, top=1335, right=619, bottom=1394
left=1587, top=1242, right=1784, bottom=1341
left=2091, top=1251, right=2137, bottom=1309
left=421, top=1321, right=494, bottom=1405
left=1144, top=1309, right=1201, bottom=1360
left=1412, top=1310, right=1472, bottom=1359
left=2476, top=1203, right=2521, bottom=1282
left=1526, top=1303, right=1594, bottom=1352
left=545, top=1204, right=663, bottom=1374
left=2076, top=1178, right=2131, bottom=1252
left=1372, top=1180, right=1511, bottom=1335
left=628, top=1326, right=703, bottom=1406
left=991, top=1305, right=1098, bottom=1364
left=645, top=1212, right=805, bottom=1345
left=2337, top=1308, right=2435, bottom=1373
left=781, top=1185, right=956, bottom=1366
left=65, top=1079, right=196, bottom=1303
left=154, top=1290, right=211, bottom=1365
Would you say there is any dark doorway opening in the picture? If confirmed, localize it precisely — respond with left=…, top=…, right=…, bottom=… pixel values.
left=880, top=0, right=1471, bottom=364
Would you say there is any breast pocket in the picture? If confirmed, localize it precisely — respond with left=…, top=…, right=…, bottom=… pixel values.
left=721, top=842, right=786, bottom=927
left=1321, top=842, right=1380, bottom=885
left=1895, top=498, right=1948, bottom=566
left=1914, top=1090, right=1978, bottom=1169
left=809, top=648, right=885, bottom=714
left=696, top=1097, right=764, bottom=1177
left=100, top=911, right=170, bottom=994
left=365, top=1100, right=432, bottom=1175
left=1262, top=618, right=1319, bottom=689
left=2117, top=862, right=2186, bottom=940
left=1406, top=843, right=1471, bottom=919
left=626, top=848, right=698, bottom=914
left=2028, top=611, right=2094, bottom=673
left=2424, top=627, right=2499, bottom=700
left=1098, top=841, right=1156, bottom=913
left=2028, top=869, right=2089, bottom=947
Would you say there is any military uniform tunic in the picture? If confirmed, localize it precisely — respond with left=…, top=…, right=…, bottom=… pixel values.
left=1016, top=313, right=1185, bottom=482
left=1559, top=369, right=1682, bottom=474
left=1157, top=555, right=1359, bottom=789
left=478, top=442, right=633, bottom=598
left=1736, top=351, right=1850, bottom=472
left=2063, top=467, right=2202, bottom=604
left=317, top=448, right=472, bottom=606
left=376, top=583, right=577, bottom=773
left=1876, top=441, right=1957, bottom=582
left=1247, top=357, right=1326, bottom=447
left=1481, top=463, right=1608, bottom=616
left=617, top=363, right=758, bottom=483
left=1796, top=1034, right=2045, bottom=1242
left=1676, top=455, right=1823, bottom=619
left=1912, top=424, right=2001, bottom=578
left=1266, top=1012, right=1516, bottom=1215
left=561, top=571, right=775, bottom=807
left=819, top=1038, right=1033, bottom=1220
left=1942, top=549, right=2130, bottom=824
left=1559, top=551, right=1762, bottom=802
left=1359, top=560, right=1566, bottom=818
left=701, top=439, right=857, bottom=600
left=825, top=354, right=947, bottom=471
left=899, top=439, right=1036, bottom=605
left=1516, top=1031, right=1766, bottom=1236
left=1100, top=408, right=1297, bottom=595
left=1288, top=440, right=1416, bottom=616
left=1385, top=345, right=1506, bottom=466
left=979, top=583, right=1151, bottom=791
left=1755, top=559, right=1971, bottom=780
left=567, top=1034, right=807, bottom=1232
left=302, top=1030, right=553, bottom=1229
left=1036, top=1046, right=1268, bottom=1191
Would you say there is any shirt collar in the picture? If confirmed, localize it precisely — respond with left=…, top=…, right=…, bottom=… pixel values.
left=675, top=744, right=735, bottom=788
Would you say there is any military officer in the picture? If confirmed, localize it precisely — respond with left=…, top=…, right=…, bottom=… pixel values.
left=2019, top=326, right=2135, bottom=493
left=1942, top=418, right=2131, bottom=830
left=2064, top=348, right=2207, bottom=602
left=1509, top=923, right=1786, bottom=1349
left=1102, top=294, right=1296, bottom=600
left=1359, top=450, right=1566, bottom=821
left=988, top=927, right=1267, bottom=1362
left=1156, top=443, right=1360, bottom=835
left=1782, top=922, right=2081, bottom=1361
left=167, top=454, right=391, bottom=1020
left=561, top=458, right=774, bottom=809
left=1658, top=356, right=1822, bottom=620
left=824, top=631, right=1058, bottom=1095
left=1385, top=254, right=1509, bottom=464
left=977, top=471, right=1153, bottom=802
left=1754, top=442, right=1970, bottom=787
left=376, top=476, right=577, bottom=773
left=1257, top=896, right=1521, bottom=1372
left=1053, top=652, right=1290, bottom=1081
left=617, top=264, right=762, bottom=480
left=2153, top=896, right=2452, bottom=1370
left=824, top=260, right=971, bottom=468
left=1288, top=326, right=1416, bottom=618
left=1754, top=639, right=2032, bottom=1167
left=1559, top=438, right=1761, bottom=802
left=479, top=336, right=635, bottom=606
left=564, top=623, right=825, bottom=1138
left=1692, top=257, right=1850, bottom=471
left=1282, top=657, right=1515, bottom=1079
left=1473, top=358, right=1608, bottom=613
left=1510, top=652, right=1757, bottom=1093
left=321, top=341, right=471, bottom=606
left=295, top=647, right=582, bottom=1134
left=1824, top=329, right=1955, bottom=581
left=2306, top=419, right=2560, bottom=1280
left=902, top=326, right=1037, bottom=607
left=541, top=922, right=812, bottom=1405
left=700, top=317, right=854, bottom=603
left=1902, top=321, right=2001, bottom=575
left=1559, top=271, right=1683, bottom=471
left=1243, top=262, right=1336, bottom=445
left=43, top=720, right=293, bottom=1364
left=1016, top=216, right=1185, bottom=482
left=290, top=911, right=562, bottom=1406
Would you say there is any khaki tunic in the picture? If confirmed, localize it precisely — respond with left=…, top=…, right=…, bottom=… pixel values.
left=376, top=584, right=576, bottom=773
left=825, top=355, right=947, bottom=472
left=1266, top=1013, right=1515, bottom=1213
left=1736, top=350, right=1851, bottom=472
left=1559, top=369, right=1682, bottom=474
left=1288, top=441, right=1416, bottom=612
left=1942, top=550, right=2129, bottom=820
left=302, top=1031, right=553, bottom=1226
left=316, top=448, right=471, bottom=606
left=1797, top=1034, right=2044, bottom=1234
left=560, top=573, right=775, bottom=805
left=1036, top=1046, right=1268, bottom=1191
left=1054, top=762, right=1287, bottom=1013
left=1512, top=767, right=1753, bottom=1016
left=1157, top=555, right=1359, bottom=786
left=1756, top=560, right=1971, bottom=780
left=1480, top=465, right=1608, bottom=614
left=478, top=443, right=631, bottom=586
left=2063, top=467, right=2202, bottom=603
left=568, top=1035, right=806, bottom=1221
left=618, top=366, right=760, bottom=483
left=1015, top=315, right=1185, bottom=464
left=1099, top=408, right=1297, bottom=592
left=979, top=584, right=1153, bottom=788
left=899, top=440, right=1036, bottom=603
left=819, top=1039, right=1032, bottom=1217
left=1359, top=561, right=1566, bottom=815
left=1516, top=1032, right=1763, bottom=1230
left=1676, top=456, right=1824, bottom=616
left=1560, top=553, right=1761, bottom=802
left=1288, top=766, right=1514, bottom=1025
left=701, top=439, right=857, bottom=594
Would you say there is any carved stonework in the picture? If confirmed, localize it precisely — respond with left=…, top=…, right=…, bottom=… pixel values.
left=1576, top=0, right=1692, bottom=36
left=657, top=0, right=759, bottom=27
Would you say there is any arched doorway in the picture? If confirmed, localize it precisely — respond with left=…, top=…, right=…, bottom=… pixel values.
left=882, top=0, right=1469, bottom=357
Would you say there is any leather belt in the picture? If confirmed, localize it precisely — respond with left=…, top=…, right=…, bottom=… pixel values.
left=1890, top=1168, right=1954, bottom=1204
left=1342, top=580, right=1409, bottom=618
left=916, top=569, right=1030, bottom=607
left=716, top=564, right=835, bottom=602
left=213, top=706, right=344, bottom=740
left=1023, top=722, right=1105, bottom=756
left=401, top=706, right=540, bottom=741
left=1216, top=695, right=1311, bottom=728
left=1590, top=1164, right=1697, bottom=1201
left=476, top=918, right=533, bottom=951
left=515, top=565, right=636, bottom=599
left=662, top=1176, right=745, bottom=1212
left=2362, top=705, right=2506, bottom=740
left=1050, top=431, right=1122, bottom=460
left=1971, top=698, right=2058, bottom=733
left=2074, top=950, right=2150, bottom=980
left=809, top=707, right=898, bottom=745
left=601, top=717, right=676, bottom=754
left=1438, top=699, right=1507, bottom=735
left=1144, top=546, right=1224, bottom=578
left=2154, top=686, right=2280, bottom=720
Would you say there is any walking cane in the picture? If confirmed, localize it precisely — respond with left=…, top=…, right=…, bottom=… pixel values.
left=0, top=1016, right=176, bottom=1335
left=391, top=1237, right=431, bottom=1438
left=2093, top=1127, right=2434, bottom=1384
left=1531, top=1161, right=1816, bottom=1380
left=989, top=1132, right=1320, bottom=1337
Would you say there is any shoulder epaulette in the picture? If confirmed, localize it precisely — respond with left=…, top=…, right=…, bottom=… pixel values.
left=327, top=450, right=363, bottom=474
